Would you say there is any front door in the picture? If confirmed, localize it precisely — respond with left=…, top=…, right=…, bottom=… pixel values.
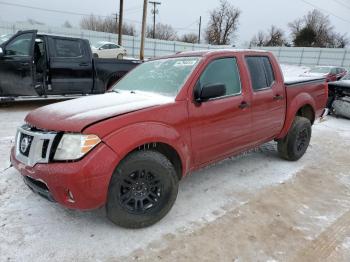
left=189, top=57, right=252, bottom=166
left=0, top=30, right=37, bottom=96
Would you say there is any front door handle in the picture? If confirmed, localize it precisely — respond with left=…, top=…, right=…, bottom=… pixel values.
left=273, top=94, right=284, bottom=100
left=239, top=101, right=250, bottom=109
left=79, top=62, right=89, bottom=67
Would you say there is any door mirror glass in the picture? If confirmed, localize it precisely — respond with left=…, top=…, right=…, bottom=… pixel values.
left=196, top=83, right=226, bottom=102
left=0, top=47, right=3, bottom=57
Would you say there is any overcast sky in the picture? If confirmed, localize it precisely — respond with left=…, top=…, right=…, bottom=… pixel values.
left=0, top=0, right=349, bottom=46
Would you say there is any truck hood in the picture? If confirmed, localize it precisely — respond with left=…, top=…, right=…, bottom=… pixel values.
left=25, top=92, right=174, bottom=132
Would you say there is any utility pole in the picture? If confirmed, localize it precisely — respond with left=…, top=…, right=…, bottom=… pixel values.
left=115, top=13, right=118, bottom=41
left=149, top=1, right=161, bottom=39
left=118, top=0, right=124, bottom=46
left=140, top=0, right=148, bottom=60
left=198, top=16, right=201, bottom=44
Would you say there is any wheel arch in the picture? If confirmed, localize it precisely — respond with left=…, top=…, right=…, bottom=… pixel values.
left=104, top=122, right=191, bottom=180
left=276, top=92, right=316, bottom=140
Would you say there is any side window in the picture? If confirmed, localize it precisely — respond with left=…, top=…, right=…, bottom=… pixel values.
left=53, top=39, right=82, bottom=58
left=110, top=44, right=118, bottom=49
left=245, top=56, right=275, bottom=91
left=5, top=33, right=33, bottom=56
left=330, top=68, right=337, bottom=74
left=199, top=58, right=241, bottom=97
left=262, top=57, right=275, bottom=86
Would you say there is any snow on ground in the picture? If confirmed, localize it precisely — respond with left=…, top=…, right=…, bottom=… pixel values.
left=0, top=66, right=349, bottom=261
left=0, top=102, right=306, bottom=260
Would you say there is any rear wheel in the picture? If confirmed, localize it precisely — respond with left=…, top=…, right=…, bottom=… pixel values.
left=277, top=116, right=311, bottom=161
left=106, top=150, right=179, bottom=228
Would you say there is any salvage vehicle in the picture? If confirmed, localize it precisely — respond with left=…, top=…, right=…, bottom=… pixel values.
left=11, top=50, right=328, bottom=228
left=0, top=30, right=140, bottom=101
left=300, top=66, right=347, bottom=82
left=328, top=74, right=350, bottom=118
left=91, top=41, right=127, bottom=59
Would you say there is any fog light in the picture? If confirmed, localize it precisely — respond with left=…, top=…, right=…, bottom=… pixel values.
left=66, top=189, right=75, bottom=203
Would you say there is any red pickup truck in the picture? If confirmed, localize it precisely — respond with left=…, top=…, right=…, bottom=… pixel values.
left=11, top=50, right=328, bottom=228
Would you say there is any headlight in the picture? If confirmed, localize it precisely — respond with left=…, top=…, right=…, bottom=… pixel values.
left=54, top=134, right=101, bottom=161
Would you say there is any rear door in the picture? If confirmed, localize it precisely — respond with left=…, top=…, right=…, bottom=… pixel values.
left=0, top=30, right=37, bottom=96
left=245, top=56, right=286, bottom=144
left=47, top=36, right=93, bottom=95
left=189, top=57, right=252, bottom=166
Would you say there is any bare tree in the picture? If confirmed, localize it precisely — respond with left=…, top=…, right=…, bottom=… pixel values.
left=250, top=31, right=266, bottom=47
left=146, top=23, right=177, bottom=40
left=250, top=26, right=287, bottom=47
left=329, top=33, right=349, bottom=48
left=180, top=33, right=198, bottom=43
left=288, top=9, right=346, bottom=47
left=80, top=14, right=136, bottom=36
left=62, top=21, right=72, bottom=28
left=205, top=0, right=241, bottom=45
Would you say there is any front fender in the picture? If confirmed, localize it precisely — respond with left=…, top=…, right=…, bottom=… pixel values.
left=276, top=92, right=316, bottom=139
left=103, top=122, right=191, bottom=177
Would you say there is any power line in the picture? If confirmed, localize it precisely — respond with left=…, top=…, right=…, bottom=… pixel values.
left=332, top=0, right=350, bottom=10
left=0, top=1, right=143, bottom=24
left=300, top=0, right=350, bottom=24
left=0, top=1, right=109, bottom=18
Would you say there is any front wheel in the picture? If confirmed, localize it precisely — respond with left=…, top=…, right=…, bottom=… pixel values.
left=106, top=150, right=179, bottom=228
left=277, top=116, right=312, bottom=161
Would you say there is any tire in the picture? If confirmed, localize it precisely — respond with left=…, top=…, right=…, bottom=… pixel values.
left=277, top=116, right=312, bottom=161
left=106, top=150, right=179, bottom=228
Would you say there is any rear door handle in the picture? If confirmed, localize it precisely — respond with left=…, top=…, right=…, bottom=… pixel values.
left=239, top=101, right=250, bottom=109
left=273, top=94, right=284, bottom=100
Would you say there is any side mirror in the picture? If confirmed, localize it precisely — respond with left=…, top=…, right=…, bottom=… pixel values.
left=195, top=83, right=226, bottom=102
left=0, top=47, right=3, bottom=57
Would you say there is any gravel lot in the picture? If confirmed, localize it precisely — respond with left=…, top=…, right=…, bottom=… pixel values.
left=0, top=100, right=350, bottom=262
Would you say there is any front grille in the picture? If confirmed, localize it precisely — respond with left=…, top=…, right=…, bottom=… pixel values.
left=41, top=139, right=50, bottom=158
left=15, top=125, right=57, bottom=167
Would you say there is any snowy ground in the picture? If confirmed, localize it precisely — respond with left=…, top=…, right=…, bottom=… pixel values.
left=0, top=65, right=350, bottom=261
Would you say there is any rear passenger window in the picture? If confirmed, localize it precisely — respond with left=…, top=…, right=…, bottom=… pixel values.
left=245, top=56, right=275, bottom=91
left=199, top=58, right=241, bottom=97
left=53, top=39, right=83, bottom=58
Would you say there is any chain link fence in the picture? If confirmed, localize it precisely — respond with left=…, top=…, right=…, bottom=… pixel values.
left=254, top=46, right=350, bottom=68
left=0, top=21, right=349, bottom=67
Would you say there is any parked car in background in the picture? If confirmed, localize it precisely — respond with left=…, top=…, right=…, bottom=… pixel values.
left=0, top=30, right=140, bottom=100
left=11, top=49, right=328, bottom=228
left=300, top=66, right=347, bottom=82
left=91, top=41, right=127, bottom=59
left=328, top=73, right=350, bottom=118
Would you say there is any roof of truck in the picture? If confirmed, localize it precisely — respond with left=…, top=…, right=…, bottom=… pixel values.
left=171, top=49, right=270, bottom=57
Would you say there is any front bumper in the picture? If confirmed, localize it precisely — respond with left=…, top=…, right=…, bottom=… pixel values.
left=11, top=142, right=120, bottom=210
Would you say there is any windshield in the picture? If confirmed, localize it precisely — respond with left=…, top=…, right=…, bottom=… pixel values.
left=113, top=57, right=201, bottom=97
left=309, top=67, right=331, bottom=74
